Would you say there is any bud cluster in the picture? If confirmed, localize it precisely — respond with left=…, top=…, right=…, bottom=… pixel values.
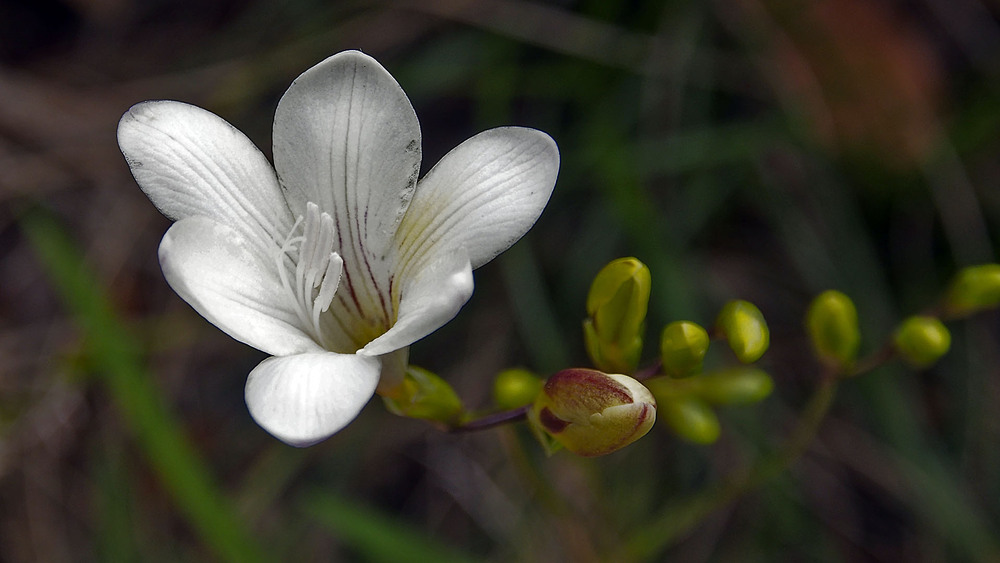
left=577, top=257, right=775, bottom=445
left=800, top=266, right=1000, bottom=373
left=646, top=368, right=773, bottom=444
left=381, top=259, right=1000, bottom=460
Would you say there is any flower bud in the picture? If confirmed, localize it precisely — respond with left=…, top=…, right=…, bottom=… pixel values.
left=893, top=316, right=951, bottom=368
left=382, top=365, right=463, bottom=424
left=659, top=395, right=720, bottom=444
left=583, top=258, right=651, bottom=374
left=689, top=367, right=774, bottom=405
left=660, top=321, right=710, bottom=378
left=806, top=290, right=860, bottom=369
left=528, top=368, right=656, bottom=457
left=716, top=300, right=769, bottom=363
left=493, top=368, right=544, bottom=410
left=944, top=264, right=1000, bottom=317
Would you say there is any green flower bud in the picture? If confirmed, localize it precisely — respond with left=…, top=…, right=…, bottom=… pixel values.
left=688, top=367, right=774, bottom=405
left=660, top=321, right=710, bottom=378
left=806, top=290, right=860, bottom=369
left=893, top=316, right=951, bottom=368
left=583, top=257, right=652, bottom=374
left=716, top=300, right=770, bottom=363
left=383, top=365, right=463, bottom=424
left=528, top=368, right=656, bottom=457
left=493, top=368, right=544, bottom=410
left=945, top=264, right=1000, bottom=316
left=660, top=395, right=720, bottom=444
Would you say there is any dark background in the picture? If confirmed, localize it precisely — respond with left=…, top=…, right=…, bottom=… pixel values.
left=2, top=0, right=999, bottom=561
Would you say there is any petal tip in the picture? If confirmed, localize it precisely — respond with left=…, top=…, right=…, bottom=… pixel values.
left=244, top=353, right=381, bottom=447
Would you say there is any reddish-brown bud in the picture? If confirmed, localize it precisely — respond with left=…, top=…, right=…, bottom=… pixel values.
left=528, top=368, right=656, bottom=457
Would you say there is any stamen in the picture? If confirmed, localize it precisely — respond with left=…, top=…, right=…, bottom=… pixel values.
left=275, top=216, right=304, bottom=318
left=313, top=253, right=343, bottom=330
left=274, top=203, right=342, bottom=347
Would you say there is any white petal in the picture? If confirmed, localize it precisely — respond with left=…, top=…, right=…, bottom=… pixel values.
left=159, top=217, right=320, bottom=357
left=273, top=50, right=421, bottom=260
left=396, top=127, right=559, bottom=272
left=118, top=101, right=293, bottom=257
left=245, top=352, right=381, bottom=447
left=361, top=251, right=473, bottom=357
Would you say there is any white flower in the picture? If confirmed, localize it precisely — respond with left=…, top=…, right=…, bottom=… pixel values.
left=117, top=50, right=559, bottom=446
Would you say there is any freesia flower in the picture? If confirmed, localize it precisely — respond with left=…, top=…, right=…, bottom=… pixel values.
left=117, top=50, right=559, bottom=446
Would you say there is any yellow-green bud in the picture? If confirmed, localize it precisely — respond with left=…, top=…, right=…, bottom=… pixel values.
left=688, top=367, right=774, bottom=405
left=806, top=290, right=860, bottom=369
left=660, top=321, right=710, bottom=378
left=893, top=316, right=951, bottom=368
left=583, top=257, right=652, bottom=374
left=945, top=264, right=1000, bottom=316
left=716, top=300, right=770, bottom=363
left=382, top=365, right=463, bottom=424
left=493, top=368, right=544, bottom=410
left=660, top=395, right=720, bottom=444
left=528, top=368, right=656, bottom=457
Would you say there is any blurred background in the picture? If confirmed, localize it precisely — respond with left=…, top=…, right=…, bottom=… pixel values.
left=2, top=0, right=1000, bottom=561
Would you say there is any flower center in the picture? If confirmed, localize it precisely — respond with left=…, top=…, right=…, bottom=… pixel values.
left=275, top=202, right=343, bottom=348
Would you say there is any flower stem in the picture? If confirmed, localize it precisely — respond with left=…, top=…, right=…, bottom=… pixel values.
left=450, top=406, right=529, bottom=433
left=847, top=342, right=896, bottom=377
left=632, top=361, right=662, bottom=381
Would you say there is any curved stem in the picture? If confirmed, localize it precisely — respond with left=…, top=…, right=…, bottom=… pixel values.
left=632, top=360, right=662, bottom=381
left=450, top=406, right=529, bottom=433
left=847, top=343, right=895, bottom=377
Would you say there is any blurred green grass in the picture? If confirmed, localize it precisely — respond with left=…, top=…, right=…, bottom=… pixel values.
left=3, top=0, right=1000, bottom=561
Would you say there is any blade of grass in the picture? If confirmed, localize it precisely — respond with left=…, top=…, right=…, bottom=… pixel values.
left=302, top=491, right=478, bottom=563
left=23, top=211, right=266, bottom=563
left=633, top=118, right=785, bottom=176
left=581, top=112, right=698, bottom=321
left=94, top=438, right=141, bottom=563
left=895, top=451, right=1000, bottom=561
left=499, top=242, right=571, bottom=373
left=470, top=40, right=572, bottom=373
